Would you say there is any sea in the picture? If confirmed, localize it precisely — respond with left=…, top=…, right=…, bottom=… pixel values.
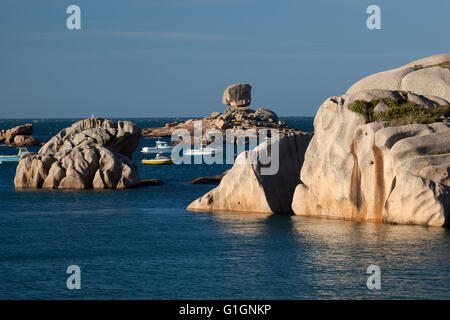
left=0, top=117, right=449, bottom=299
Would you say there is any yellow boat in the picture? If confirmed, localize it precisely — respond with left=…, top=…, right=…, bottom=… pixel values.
left=141, top=154, right=174, bottom=165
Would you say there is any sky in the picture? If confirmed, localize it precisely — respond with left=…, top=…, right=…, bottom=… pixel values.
left=0, top=0, right=449, bottom=119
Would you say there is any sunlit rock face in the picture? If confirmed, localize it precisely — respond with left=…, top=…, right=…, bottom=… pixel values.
left=222, top=83, right=252, bottom=108
left=0, top=123, right=41, bottom=147
left=14, top=118, right=141, bottom=190
left=347, top=53, right=450, bottom=101
left=292, top=54, right=450, bottom=227
left=187, top=132, right=312, bottom=214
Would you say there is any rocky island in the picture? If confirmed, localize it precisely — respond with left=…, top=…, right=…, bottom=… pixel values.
left=0, top=123, right=42, bottom=147
left=142, top=83, right=300, bottom=142
left=14, top=118, right=141, bottom=189
left=188, top=54, right=450, bottom=227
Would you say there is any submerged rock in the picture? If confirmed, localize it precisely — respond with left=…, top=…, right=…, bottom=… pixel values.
left=189, top=170, right=229, bottom=184
left=138, top=179, right=164, bottom=187
left=14, top=118, right=141, bottom=190
left=187, top=132, right=312, bottom=213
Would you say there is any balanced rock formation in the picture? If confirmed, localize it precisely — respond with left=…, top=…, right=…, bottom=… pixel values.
left=142, top=84, right=295, bottom=141
left=292, top=54, right=450, bottom=227
left=187, top=132, right=312, bottom=213
left=0, top=123, right=41, bottom=147
left=14, top=118, right=141, bottom=190
left=222, top=83, right=252, bottom=108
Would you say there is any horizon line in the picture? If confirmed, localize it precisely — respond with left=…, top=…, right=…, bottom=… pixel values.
left=0, top=115, right=316, bottom=120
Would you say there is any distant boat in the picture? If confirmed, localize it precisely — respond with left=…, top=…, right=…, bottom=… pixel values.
left=0, top=148, right=31, bottom=164
left=185, top=145, right=222, bottom=156
left=141, top=153, right=173, bottom=165
left=141, top=140, right=173, bottom=154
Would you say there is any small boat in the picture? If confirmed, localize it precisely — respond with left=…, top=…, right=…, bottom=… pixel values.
left=141, top=140, right=173, bottom=154
left=141, top=154, right=174, bottom=165
left=0, top=148, right=31, bottom=164
left=185, top=145, right=222, bottom=156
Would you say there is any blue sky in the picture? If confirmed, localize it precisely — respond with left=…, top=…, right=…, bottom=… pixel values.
left=0, top=0, right=449, bottom=118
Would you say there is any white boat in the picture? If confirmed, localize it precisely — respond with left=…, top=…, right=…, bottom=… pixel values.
left=141, top=140, right=173, bottom=154
left=0, top=148, right=31, bottom=164
left=185, top=145, right=222, bottom=156
left=141, top=153, right=173, bottom=165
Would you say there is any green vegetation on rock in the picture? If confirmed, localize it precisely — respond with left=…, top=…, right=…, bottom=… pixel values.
left=347, top=99, right=379, bottom=122
left=412, top=61, right=450, bottom=71
left=348, top=98, right=450, bottom=127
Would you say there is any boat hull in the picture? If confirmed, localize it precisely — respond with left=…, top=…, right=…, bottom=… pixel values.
left=141, top=148, right=173, bottom=154
left=141, top=159, right=174, bottom=165
left=0, top=156, right=20, bottom=163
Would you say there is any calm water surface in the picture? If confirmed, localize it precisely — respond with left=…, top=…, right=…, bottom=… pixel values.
left=0, top=118, right=448, bottom=299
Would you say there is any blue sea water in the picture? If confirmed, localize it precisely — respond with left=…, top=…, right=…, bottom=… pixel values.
left=0, top=118, right=449, bottom=299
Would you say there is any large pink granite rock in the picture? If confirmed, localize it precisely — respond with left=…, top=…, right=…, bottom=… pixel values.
left=14, top=118, right=141, bottom=190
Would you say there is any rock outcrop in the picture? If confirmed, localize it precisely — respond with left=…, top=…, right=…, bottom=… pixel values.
left=142, top=84, right=297, bottom=141
left=40, top=118, right=140, bottom=159
left=347, top=54, right=450, bottom=101
left=187, top=132, right=312, bottom=213
left=292, top=54, right=450, bottom=227
left=142, top=107, right=292, bottom=141
left=222, top=83, right=252, bottom=108
left=139, top=179, right=164, bottom=187
left=14, top=118, right=141, bottom=190
left=189, top=170, right=229, bottom=184
left=0, top=123, right=42, bottom=146
left=11, top=134, right=41, bottom=147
